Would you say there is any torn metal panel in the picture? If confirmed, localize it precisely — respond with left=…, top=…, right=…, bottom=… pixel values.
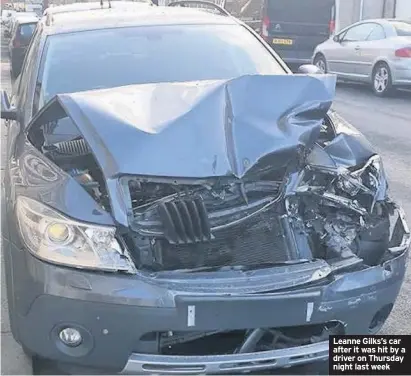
left=27, top=74, right=336, bottom=180
left=324, top=110, right=377, bottom=168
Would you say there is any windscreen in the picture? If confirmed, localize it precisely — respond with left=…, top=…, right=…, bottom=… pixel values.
left=390, top=21, right=411, bottom=37
left=18, top=23, right=36, bottom=39
left=267, top=0, right=334, bottom=24
left=38, top=24, right=285, bottom=107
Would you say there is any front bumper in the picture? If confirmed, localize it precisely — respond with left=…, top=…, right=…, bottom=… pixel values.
left=5, top=239, right=408, bottom=374
left=122, top=341, right=329, bottom=374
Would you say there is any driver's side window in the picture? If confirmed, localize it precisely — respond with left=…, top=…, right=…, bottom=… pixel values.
left=341, top=23, right=375, bottom=42
left=17, top=28, right=39, bottom=97
left=17, top=26, right=42, bottom=122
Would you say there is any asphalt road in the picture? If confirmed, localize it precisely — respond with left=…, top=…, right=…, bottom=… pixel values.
left=333, top=84, right=411, bottom=337
left=1, top=35, right=410, bottom=374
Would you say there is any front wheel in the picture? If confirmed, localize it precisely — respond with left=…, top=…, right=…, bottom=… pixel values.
left=313, top=54, right=327, bottom=73
left=372, top=62, right=393, bottom=97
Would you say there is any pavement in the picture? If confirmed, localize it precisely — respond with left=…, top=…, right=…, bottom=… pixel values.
left=1, top=35, right=410, bottom=374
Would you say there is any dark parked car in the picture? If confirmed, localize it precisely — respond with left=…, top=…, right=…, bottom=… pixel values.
left=1, top=1, right=409, bottom=374
left=8, top=15, right=38, bottom=78
left=225, top=0, right=336, bottom=67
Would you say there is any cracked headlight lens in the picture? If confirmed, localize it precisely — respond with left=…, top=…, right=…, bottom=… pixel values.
left=358, top=155, right=388, bottom=200
left=16, top=196, right=136, bottom=273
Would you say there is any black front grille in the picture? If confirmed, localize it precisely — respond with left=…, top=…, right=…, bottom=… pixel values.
left=160, top=209, right=290, bottom=270
left=157, top=197, right=212, bottom=244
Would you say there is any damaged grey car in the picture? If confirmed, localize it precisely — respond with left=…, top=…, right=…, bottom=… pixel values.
left=1, top=2, right=410, bottom=375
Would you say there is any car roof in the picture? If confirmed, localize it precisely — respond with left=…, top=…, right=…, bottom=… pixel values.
left=12, top=12, right=38, bottom=19
left=355, top=18, right=400, bottom=26
left=43, top=4, right=238, bottom=35
left=14, top=15, right=39, bottom=24
left=385, top=19, right=411, bottom=24
left=44, top=0, right=152, bottom=15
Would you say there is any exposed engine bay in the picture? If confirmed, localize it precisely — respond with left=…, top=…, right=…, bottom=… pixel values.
left=30, top=110, right=407, bottom=274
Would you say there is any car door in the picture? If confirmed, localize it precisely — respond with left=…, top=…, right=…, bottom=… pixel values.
left=8, top=20, right=17, bottom=55
left=328, top=23, right=375, bottom=77
left=4, top=27, right=42, bottom=204
left=355, top=23, right=387, bottom=78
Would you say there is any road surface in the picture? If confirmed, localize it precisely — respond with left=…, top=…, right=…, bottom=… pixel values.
left=333, top=83, right=411, bottom=337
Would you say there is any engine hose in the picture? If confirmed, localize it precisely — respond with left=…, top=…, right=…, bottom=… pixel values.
left=269, top=329, right=310, bottom=345
left=237, top=328, right=266, bottom=353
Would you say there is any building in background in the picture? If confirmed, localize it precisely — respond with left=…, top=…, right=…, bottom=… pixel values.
left=337, top=0, right=411, bottom=31
left=395, top=0, right=411, bottom=18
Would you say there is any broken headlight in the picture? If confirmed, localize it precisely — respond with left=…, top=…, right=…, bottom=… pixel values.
left=337, top=155, right=388, bottom=203
left=347, top=155, right=388, bottom=202
left=16, top=196, right=136, bottom=273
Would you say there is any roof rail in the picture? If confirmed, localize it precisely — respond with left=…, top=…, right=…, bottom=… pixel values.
left=168, top=0, right=230, bottom=16
left=45, top=12, right=53, bottom=26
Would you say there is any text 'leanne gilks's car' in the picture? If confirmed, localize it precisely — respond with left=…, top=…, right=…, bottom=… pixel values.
left=1, top=1, right=410, bottom=374
left=313, top=19, right=411, bottom=96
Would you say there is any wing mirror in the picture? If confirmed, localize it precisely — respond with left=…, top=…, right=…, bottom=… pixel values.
left=297, top=64, right=324, bottom=75
left=333, top=35, right=340, bottom=43
left=1, top=90, right=17, bottom=121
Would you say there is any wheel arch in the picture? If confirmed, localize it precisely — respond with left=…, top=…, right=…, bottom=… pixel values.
left=313, top=51, right=326, bottom=63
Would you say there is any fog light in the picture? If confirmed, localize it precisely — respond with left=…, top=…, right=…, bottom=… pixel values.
left=59, top=328, right=82, bottom=347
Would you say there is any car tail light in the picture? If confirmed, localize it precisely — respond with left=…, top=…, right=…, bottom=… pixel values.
left=261, top=16, right=270, bottom=41
left=329, top=20, right=335, bottom=34
left=395, top=47, right=411, bottom=58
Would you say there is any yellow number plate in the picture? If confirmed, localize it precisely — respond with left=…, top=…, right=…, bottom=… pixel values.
left=272, top=38, right=293, bottom=45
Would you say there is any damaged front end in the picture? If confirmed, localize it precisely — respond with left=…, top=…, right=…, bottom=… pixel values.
left=285, top=141, right=409, bottom=268
left=19, top=74, right=410, bottom=373
left=115, top=113, right=409, bottom=274
left=23, top=73, right=410, bottom=283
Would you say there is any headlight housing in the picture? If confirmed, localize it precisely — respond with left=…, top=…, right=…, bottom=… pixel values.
left=350, top=155, right=388, bottom=201
left=16, top=196, right=136, bottom=273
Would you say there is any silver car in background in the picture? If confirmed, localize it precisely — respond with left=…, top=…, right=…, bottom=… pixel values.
left=313, top=19, right=411, bottom=96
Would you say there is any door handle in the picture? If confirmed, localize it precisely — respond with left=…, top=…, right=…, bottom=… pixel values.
left=354, top=46, right=361, bottom=51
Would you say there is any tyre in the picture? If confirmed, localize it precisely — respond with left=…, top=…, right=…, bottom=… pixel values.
left=313, top=54, right=327, bottom=73
left=372, top=62, right=393, bottom=97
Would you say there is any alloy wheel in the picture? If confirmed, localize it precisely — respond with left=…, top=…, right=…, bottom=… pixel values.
left=315, top=58, right=326, bottom=73
left=373, top=66, right=389, bottom=94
